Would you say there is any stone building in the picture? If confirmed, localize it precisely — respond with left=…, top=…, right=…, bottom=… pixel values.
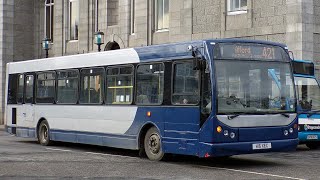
left=0, top=0, right=319, bottom=124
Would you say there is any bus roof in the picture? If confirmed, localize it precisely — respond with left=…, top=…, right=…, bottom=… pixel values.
left=7, top=39, right=288, bottom=74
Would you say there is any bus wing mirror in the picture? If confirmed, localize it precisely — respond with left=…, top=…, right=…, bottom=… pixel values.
left=288, top=51, right=295, bottom=60
left=193, top=59, right=201, bottom=70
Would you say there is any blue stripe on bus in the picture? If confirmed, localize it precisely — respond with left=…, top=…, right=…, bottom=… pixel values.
left=198, top=138, right=298, bottom=157
left=298, top=114, right=320, bottom=119
left=299, top=132, right=320, bottom=142
left=134, top=41, right=203, bottom=61
left=15, top=127, right=36, bottom=138
left=51, top=129, right=138, bottom=150
left=7, top=126, right=138, bottom=150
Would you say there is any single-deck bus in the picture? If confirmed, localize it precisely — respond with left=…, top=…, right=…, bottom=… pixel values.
left=5, top=39, right=298, bottom=160
left=293, top=60, right=320, bottom=149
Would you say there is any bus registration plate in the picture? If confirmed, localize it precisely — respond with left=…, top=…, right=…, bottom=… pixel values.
left=252, top=143, right=272, bottom=150
left=307, top=135, right=318, bottom=140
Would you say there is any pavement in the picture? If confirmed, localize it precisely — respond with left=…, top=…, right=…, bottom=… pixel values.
left=0, top=125, right=4, bottom=130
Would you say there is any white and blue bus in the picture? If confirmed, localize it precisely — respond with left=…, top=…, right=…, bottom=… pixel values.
left=5, top=39, right=298, bottom=160
left=293, top=60, right=320, bottom=149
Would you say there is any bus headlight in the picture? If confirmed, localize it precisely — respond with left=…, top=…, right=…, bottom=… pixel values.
left=289, top=128, right=294, bottom=133
left=230, top=132, right=236, bottom=139
left=284, top=130, right=289, bottom=136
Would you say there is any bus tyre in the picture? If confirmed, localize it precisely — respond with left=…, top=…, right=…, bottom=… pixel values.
left=38, top=120, right=52, bottom=146
left=306, top=142, right=319, bottom=150
left=144, top=127, right=164, bottom=161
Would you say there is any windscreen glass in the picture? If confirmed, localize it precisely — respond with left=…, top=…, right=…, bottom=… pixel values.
left=216, top=60, right=296, bottom=114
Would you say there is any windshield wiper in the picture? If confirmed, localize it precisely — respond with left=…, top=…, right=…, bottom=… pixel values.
left=280, top=113, right=290, bottom=118
left=228, top=114, right=241, bottom=120
left=227, top=112, right=266, bottom=120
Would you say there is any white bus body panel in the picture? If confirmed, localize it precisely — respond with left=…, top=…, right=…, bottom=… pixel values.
left=34, top=105, right=137, bottom=134
left=7, top=48, right=140, bottom=74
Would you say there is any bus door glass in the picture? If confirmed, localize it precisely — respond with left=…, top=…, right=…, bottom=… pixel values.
left=295, top=77, right=320, bottom=112
left=23, top=74, right=35, bottom=122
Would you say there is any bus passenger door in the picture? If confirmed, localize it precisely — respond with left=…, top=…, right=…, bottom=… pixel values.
left=163, top=61, right=202, bottom=156
left=22, top=74, right=35, bottom=123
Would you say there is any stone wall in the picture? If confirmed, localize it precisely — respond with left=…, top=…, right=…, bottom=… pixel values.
left=0, top=0, right=15, bottom=125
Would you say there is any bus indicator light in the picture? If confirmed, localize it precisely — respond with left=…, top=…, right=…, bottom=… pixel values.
left=147, top=111, right=151, bottom=117
left=216, top=126, right=222, bottom=133
left=204, top=153, right=210, bottom=158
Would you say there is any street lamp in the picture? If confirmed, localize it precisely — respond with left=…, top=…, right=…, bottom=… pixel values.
left=94, top=30, right=105, bottom=52
left=42, top=37, right=51, bottom=58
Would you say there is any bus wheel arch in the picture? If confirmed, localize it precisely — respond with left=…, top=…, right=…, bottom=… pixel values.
left=36, top=118, right=52, bottom=146
left=138, top=123, right=154, bottom=157
left=138, top=123, right=164, bottom=161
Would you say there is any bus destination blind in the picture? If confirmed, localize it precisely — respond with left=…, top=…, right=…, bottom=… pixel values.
left=215, top=43, right=287, bottom=61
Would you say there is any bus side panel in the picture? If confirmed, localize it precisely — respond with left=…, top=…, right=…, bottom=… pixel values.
left=125, top=107, right=200, bottom=156
left=162, top=107, right=200, bottom=156
left=298, top=114, right=320, bottom=142
left=34, top=105, right=139, bottom=150
left=6, top=104, right=36, bottom=137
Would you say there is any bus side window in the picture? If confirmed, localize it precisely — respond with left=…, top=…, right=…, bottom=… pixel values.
left=172, top=61, right=200, bottom=105
left=106, top=66, right=133, bottom=104
left=7, top=74, right=18, bottom=104
left=25, top=75, right=34, bottom=104
left=56, top=70, right=79, bottom=104
left=17, top=74, right=24, bottom=103
left=136, top=63, right=164, bottom=105
left=36, top=71, right=56, bottom=104
left=79, top=68, right=105, bottom=104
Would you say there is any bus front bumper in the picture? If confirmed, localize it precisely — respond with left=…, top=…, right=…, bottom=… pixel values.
left=198, top=138, right=299, bottom=157
left=299, top=132, right=320, bottom=143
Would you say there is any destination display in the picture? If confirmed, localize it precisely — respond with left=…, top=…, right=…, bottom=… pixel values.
left=215, top=43, right=288, bottom=61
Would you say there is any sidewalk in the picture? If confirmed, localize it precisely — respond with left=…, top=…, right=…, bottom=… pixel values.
left=0, top=125, right=4, bottom=131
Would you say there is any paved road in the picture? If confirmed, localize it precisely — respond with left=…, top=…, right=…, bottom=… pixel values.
left=0, top=128, right=319, bottom=180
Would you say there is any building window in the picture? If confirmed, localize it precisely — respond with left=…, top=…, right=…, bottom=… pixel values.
left=155, top=0, right=169, bottom=31
left=130, top=0, right=135, bottom=34
left=106, top=66, right=133, bottom=104
left=227, top=0, right=247, bottom=14
left=136, top=63, right=164, bottom=105
left=107, top=0, right=119, bottom=26
left=45, top=0, right=54, bottom=41
left=94, top=0, right=99, bottom=32
left=69, top=0, right=79, bottom=40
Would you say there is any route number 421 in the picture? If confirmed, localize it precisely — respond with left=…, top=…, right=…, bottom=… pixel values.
left=262, top=47, right=275, bottom=59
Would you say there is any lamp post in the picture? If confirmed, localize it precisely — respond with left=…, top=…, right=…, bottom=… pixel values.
left=94, top=30, right=105, bottom=52
left=42, top=37, right=51, bottom=58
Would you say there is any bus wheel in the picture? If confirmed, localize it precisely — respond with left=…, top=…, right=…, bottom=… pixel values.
left=306, top=142, right=319, bottom=150
left=38, top=120, right=52, bottom=146
left=144, top=127, right=164, bottom=161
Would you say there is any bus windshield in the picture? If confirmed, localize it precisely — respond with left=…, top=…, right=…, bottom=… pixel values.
left=216, top=60, right=296, bottom=114
left=295, top=77, right=320, bottom=112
